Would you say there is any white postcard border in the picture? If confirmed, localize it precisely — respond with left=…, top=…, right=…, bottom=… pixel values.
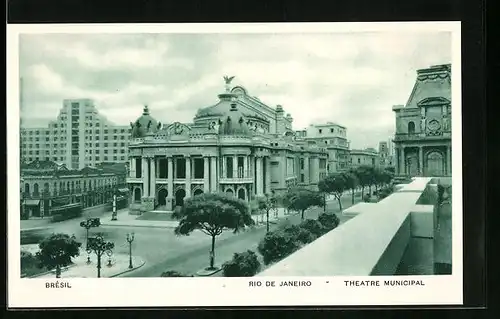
left=7, top=22, right=463, bottom=308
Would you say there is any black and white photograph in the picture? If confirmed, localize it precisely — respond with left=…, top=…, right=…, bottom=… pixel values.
left=7, top=22, right=462, bottom=307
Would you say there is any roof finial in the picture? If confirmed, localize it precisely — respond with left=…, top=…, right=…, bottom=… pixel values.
left=143, top=104, right=149, bottom=115
left=223, top=75, right=235, bottom=92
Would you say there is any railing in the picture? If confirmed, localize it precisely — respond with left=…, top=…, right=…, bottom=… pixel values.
left=257, top=177, right=436, bottom=276
left=394, top=132, right=451, bottom=141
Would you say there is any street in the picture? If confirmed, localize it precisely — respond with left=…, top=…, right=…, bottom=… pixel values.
left=22, top=193, right=360, bottom=278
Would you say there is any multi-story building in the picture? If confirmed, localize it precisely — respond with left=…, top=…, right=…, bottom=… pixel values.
left=20, top=159, right=123, bottom=218
left=20, top=99, right=131, bottom=170
left=126, top=80, right=328, bottom=213
left=392, top=64, right=452, bottom=177
left=298, top=122, right=350, bottom=174
left=378, top=141, right=394, bottom=168
left=349, top=148, right=380, bottom=169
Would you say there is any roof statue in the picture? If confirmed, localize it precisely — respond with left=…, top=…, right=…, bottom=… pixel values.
left=223, top=75, right=235, bottom=92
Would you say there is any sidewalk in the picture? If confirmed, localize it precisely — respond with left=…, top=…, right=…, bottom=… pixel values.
left=24, top=244, right=146, bottom=278
left=100, top=210, right=179, bottom=228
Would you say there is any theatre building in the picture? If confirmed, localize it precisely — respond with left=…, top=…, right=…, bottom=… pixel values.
left=126, top=81, right=328, bottom=213
left=392, top=64, right=452, bottom=177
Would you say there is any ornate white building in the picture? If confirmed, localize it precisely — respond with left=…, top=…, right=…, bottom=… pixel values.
left=126, top=80, right=328, bottom=213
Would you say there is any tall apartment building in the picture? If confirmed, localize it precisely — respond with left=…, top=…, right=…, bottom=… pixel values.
left=20, top=99, right=131, bottom=170
left=299, top=122, right=350, bottom=173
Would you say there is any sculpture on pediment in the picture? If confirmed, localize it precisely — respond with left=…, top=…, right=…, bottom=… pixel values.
left=173, top=122, right=184, bottom=135
left=223, top=75, right=235, bottom=92
left=420, top=117, right=426, bottom=133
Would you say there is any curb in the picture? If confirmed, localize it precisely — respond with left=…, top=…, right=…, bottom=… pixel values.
left=109, top=259, right=146, bottom=278
left=195, top=266, right=223, bottom=277
left=101, top=222, right=178, bottom=229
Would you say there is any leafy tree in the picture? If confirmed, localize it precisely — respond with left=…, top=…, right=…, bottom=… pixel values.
left=257, top=230, right=301, bottom=265
left=222, top=250, right=261, bottom=277
left=160, top=270, right=192, bottom=277
left=36, top=233, right=82, bottom=278
left=281, top=224, right=316, bottom=244
left=298, top=219, right=324, bottom=238
left=345, top=170, right=359, bottom=205
left=254, top=194, right=277, bottom=233
left=353, top=166, right=373, bottom=197
left=317, top=213, right=340, bottom=234
left=318, top=173, right=349, bottom=211
left=172, top=193, right=254, bottom=270
left=284, top=188, right=325, bottom=220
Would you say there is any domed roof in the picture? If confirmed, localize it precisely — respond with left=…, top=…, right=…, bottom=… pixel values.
left=130, top=105, right=159, bottom=138
left=218, top=102, right=251, bottom=136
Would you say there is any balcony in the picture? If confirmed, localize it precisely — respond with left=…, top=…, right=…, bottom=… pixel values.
left=394, top=132, right=451, bottom=142
left=257, top=177, right=452, bottom=277
left=219, top=177, right=254, bottom=184
left=126, top=177, right=143, bottom=183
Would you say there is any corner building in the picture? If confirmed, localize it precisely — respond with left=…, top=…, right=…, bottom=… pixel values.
left=392, top=64, right=452, bottom=177
left=126, top=84, right=328, bottom=213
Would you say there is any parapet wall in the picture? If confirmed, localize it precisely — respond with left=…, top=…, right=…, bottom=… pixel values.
left=257, top=177, right=435, bottom=276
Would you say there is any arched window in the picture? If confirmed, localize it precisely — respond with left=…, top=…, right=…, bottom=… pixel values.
left=24, top=183, right=30, bottom=196
left=408, top=121, right=416, bottom=134
left=33, top=183, right=39, bottom=196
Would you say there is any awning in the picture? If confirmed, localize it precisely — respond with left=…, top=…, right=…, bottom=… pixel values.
left=118, top=188, right=129, bottom=193
left=24, top=199, right=40, bottom=206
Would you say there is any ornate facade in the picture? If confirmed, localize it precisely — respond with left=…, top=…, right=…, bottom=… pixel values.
left=392, top=64, right=452, bottom=177
left=126, top=80, right=328, bottom=213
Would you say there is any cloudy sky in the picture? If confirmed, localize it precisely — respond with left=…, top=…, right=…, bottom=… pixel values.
left=19, top=31, right=451, bottom=149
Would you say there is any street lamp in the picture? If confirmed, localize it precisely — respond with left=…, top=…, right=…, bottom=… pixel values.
left=80, top=217, right=101, bottom=263
left=111, top=193, right=117, bottom=221
left=86, top=234, right=115, bottom=278
left=126, top=232, right=135, bottom=269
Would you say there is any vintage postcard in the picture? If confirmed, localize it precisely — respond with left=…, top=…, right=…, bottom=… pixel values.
left=7, top=22, right=462, bottom=308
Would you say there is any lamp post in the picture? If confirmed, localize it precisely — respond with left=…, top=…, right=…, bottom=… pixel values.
left=86, top=234, right=114, bottom=278
left=111, top=193, right=117, bottom=221
left=79, top=217, right=101, bottom=264
left=126, top=232, right=135, bottom=269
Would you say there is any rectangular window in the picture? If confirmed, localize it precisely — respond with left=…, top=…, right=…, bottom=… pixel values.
left=226, top=157, right=233, bottom=178
left=135, top=158, right=142, bottom=178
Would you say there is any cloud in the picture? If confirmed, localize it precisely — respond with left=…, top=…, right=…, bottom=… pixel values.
left=19, top=31, right=452, bottom=149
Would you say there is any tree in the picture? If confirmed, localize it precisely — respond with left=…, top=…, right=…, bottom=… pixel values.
left=281, top=224, right=316, bottom=244
left=172, top=193, right=254, bottom=270
left=353, top=166, right=373, bottom=197
left=36, top=233, right=82, bottom=278
left=298, top=219, right=324, bottom=238
left=345, top=170, right=359, bottom=205
left=160, top=270, right=192, bottom=277
left=318, top=173, right=349, bottom=211
left=317, top=213, right=340, bottom=234
left=254, top=194, right=277, bottom=233
left=222, top=250, right=261, bottom=277
left=284, top=188, right=324, bottom=220
left=257, top=230, right=302, bottom=265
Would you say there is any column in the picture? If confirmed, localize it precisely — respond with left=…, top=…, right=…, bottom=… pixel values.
left=256, top=157, right=264, bottom=196
left=221, top=156, right=226, bottom=178
left=399, top=147, right=405, bottom=175
left=233, top=155, right=238, bottom=178
left=150, top=157, right=156, bottom=198
left=265, top=157, right=271, bottom=195
left=204, top=157, right=210, bottom=192
left=142, top=157, right=148, bottom=198
left=395, top=148, right=400, bottom=175
left=167, top=157, right=174, bottom=210
left=243, top=156, right=248, bottom=178
left=446, top=146, right=451, bottom=176
left=304, top=156, right=310, bottom=184
left=419, top=147, right=424, bottom=176
left=210, top=157, right=217, bottom=192
left=129, top=157, right=134, bottom=177
left=185, top=156, right=191, bottom=198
